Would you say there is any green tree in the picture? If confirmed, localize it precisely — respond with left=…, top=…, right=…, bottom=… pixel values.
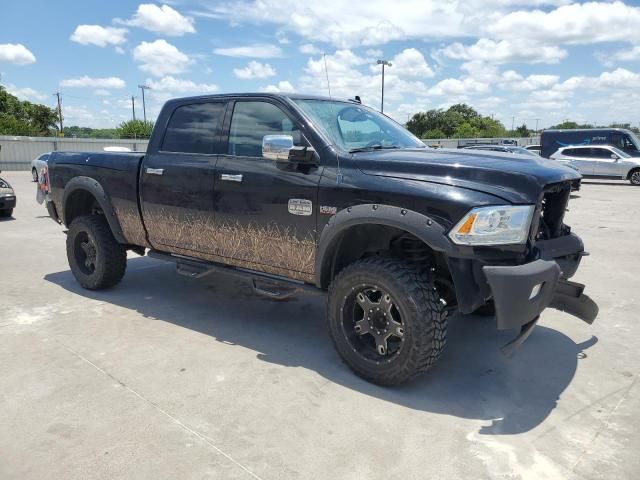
left=0, top=85, right=58, bottom=136
left=116, top=119, right=154, bottom=139
left=515, top=123, right=530, bottom=137
left=406, top=104, right=506, bottom=139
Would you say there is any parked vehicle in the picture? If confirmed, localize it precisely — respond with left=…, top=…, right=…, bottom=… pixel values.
left=0, top=170, right=16, bottom=217
left=31, top=152, right=51, bottom=182
left=550, top=145, right=640, bottom=185
left=462, top=145, right=539, bottom=156
left=44, top=93, right=598, bottom=385
left=525, top=145, right=541, bottom=155
left=500, top=139, right=518, bottom=146
left=541, top=128, right=640, bottom=158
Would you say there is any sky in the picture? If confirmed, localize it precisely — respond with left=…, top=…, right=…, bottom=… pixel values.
left=3, top=0, right=640, bottom=131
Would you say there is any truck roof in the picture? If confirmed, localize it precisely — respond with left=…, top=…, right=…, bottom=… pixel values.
left=543, top=127, right=633, bottom=133
left=163, top=92, right=354, bottom=104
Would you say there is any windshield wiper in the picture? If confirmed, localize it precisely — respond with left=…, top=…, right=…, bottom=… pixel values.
left=349, top=145, right=401, bottom=153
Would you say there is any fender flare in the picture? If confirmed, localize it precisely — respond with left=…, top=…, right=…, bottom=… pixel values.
left=315, top=203, right=459, bottom=287
left=62, top=176, right=127, bottom=244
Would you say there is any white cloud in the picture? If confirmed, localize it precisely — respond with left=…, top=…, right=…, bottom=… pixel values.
left=0, top=43, right=36, bottom=65
left=275, top=30, right=290, bottom=44
left=438, top=38, right=566, bottom=64
left=299, top=44, right=321, bottom=55
left=213, top=44, right=283, bottom=58
left=428, top=77, right=489, bottom=96
left=133, top=39, right=191, bottom=76
left=94, top=89, right=111, bottom=96
left=70, top=25, right=127, bottom=47
left=487, top=1, right=640, bottom=45
left=119, top=3, right=195, bottom=36
left=262, top=81, right=295, bottom=93
left=609, top=46, right=640, bottom=63
left=60, top=76, right=126, bottom=89
left=6, top=84, right=46, bottom=101
left=387, top=48, right=434, bottom=77
left=146, top=76, right=219, bottom=93
left=499, top=70, right=559, bottom=91
left=233, top=61, right=276, bottom=79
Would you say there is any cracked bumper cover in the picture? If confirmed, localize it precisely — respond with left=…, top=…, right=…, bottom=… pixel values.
left=483, top=259, right=599, bottom=332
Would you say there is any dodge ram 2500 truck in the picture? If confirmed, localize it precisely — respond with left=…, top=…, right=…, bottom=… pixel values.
left=45, top=93, right=598, bottom=385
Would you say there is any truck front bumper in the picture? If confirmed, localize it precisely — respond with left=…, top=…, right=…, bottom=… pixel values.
left=481, top=234, right=598, bottom=355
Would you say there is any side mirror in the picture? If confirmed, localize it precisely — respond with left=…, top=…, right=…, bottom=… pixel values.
left=611, top=154, right=619, bottom=160
left=262, top=134, right=317, bottom=164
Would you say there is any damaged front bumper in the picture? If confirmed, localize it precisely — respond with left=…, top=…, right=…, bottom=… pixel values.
left=482, top=233, right=598, bottom=355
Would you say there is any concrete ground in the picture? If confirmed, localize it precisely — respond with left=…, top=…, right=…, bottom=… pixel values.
left=1, top=171, right=639, bottom=480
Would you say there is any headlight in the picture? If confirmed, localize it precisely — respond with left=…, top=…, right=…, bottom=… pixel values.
left=449, top=205, right=534, bottom=245
left=0, top=179, right=9, bottom=189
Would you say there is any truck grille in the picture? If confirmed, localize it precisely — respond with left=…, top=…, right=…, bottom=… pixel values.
left=535, top=182, right=571, bottom=240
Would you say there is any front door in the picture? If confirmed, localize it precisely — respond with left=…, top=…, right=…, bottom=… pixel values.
left=140, top=100, right=226, bottom=252
left=212, top=99, right=323, bottom=281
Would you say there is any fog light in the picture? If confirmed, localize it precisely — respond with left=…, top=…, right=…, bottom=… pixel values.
left=529, top=283, right=543, bottom=300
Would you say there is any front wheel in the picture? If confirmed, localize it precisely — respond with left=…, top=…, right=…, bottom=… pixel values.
left=629, top=169, right=640, bottom=185
left=327, top=257, right=447, bottom=385
left=66, top=215, right=127, bottom=290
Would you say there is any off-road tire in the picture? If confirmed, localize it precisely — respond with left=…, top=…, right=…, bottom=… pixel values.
left=629, top=168, right=640, bottom=186
left=66, top=215, right=127, bottom=290
left=327, top=257, right=447, bottom=385
left=0, top=209, right=13, bottom=218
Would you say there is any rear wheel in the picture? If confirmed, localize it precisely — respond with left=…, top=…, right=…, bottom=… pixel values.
left=327, top=257, right=447, bottom=385
left=32, top=168, right=38, bottom=182
left=629, top=169, right=640, bottom=186
left=66, top=215, right=127, bottom=290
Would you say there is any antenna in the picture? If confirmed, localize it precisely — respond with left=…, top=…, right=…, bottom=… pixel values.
left=322, top=53, right=343, bottom=184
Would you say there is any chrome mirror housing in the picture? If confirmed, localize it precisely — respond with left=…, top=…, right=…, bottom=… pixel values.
left=262, top=135, right=294, bottom=161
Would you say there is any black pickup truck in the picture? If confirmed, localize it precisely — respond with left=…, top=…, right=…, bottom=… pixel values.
left=45, top=93, right=598, bottom=385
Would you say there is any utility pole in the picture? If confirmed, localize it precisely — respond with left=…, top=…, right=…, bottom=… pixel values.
left=131, top=96, right=136, bottom=121
left=377, top=59, right=392, bottom=113
left=511, top=116, right=515, bottom=132
left=54, top=92, right=63, bottom=134
left=535, top=118, right=540, bottom=134
left=138, top=84, right=150, bottom=122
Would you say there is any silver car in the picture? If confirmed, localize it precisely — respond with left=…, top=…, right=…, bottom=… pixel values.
left=30, top=152, right=51, bottom=182
left=550, top=145, right=640, bottom=185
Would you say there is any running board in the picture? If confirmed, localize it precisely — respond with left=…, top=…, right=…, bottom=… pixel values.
left=147, top=250, right=324, bottom=298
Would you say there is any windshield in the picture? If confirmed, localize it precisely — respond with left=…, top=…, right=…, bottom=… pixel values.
left=626, top=131, right=640, bottom=149
left=293, top=99, right=425, bottom=152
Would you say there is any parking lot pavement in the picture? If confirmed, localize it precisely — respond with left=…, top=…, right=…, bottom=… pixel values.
left=1, top=171, right=639, bottom=480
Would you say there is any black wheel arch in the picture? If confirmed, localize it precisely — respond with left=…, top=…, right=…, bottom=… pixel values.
left=315, top=204, right=464, bottom=289
left=62, top=176, right=127, bottom=244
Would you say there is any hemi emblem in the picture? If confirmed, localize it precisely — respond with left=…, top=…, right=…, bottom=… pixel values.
left=288, top=199, right=312, bottom=216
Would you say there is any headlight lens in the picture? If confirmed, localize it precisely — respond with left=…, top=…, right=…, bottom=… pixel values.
left=449, top=205, right=534, bottom=245
left=0, top=179, right=9, bottom=188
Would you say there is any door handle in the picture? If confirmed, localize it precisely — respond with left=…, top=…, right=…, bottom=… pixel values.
left=220, top=173, right=243, bottom=183
left=145, top=168, right=164, bottom=175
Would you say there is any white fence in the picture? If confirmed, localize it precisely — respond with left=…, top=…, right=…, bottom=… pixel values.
left=0, top=136, right=149, bottom=171
left=0, top=135, right=541, bottom=171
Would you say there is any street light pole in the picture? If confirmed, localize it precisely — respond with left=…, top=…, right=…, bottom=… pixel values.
left=377, top=59, right=392, bottom=113
left=138, top=84, right=151, bottom=122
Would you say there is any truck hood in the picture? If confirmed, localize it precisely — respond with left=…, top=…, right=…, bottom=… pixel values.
left=357, top=148, right=581, bottom=203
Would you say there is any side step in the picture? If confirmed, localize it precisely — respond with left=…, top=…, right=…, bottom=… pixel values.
left=147, top=250, right=324, bottom=299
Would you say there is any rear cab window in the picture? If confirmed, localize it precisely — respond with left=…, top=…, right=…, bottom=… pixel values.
left=161, top=102, right=226, bottom=154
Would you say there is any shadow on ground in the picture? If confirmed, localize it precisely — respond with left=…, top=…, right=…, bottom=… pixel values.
left=45, top=256, right=597, bottom=436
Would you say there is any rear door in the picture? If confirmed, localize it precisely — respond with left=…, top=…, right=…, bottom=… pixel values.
left=564, top=147, right=596, bottom=175
left=140, top=100, right=226, bottom=252
left=212, top=99, right=323, bottom=280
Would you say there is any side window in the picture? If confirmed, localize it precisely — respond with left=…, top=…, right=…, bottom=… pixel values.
left=590, top=148, right=608, bottom=158
left=563, top=148, right=577, bottom=156
left=612, top=134, right=625, bottom=150
left=162, top=102, right=225, bottom=154
left=228, top=101, right=301, bottom=157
